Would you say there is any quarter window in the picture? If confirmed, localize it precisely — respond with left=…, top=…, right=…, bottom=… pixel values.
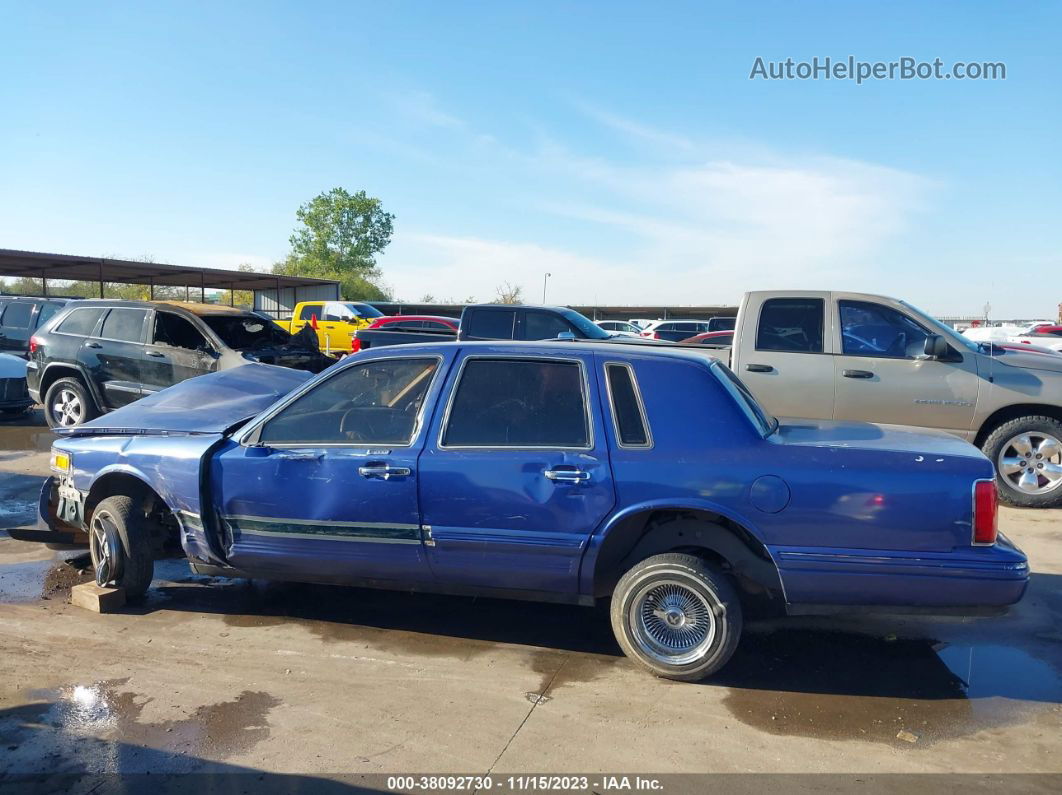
left=756, top=298, right=825, bottom=353
left=443, top=359, right=589, bottom=448
left=100, top=309, right=147, bottom=343
left=839, top=300, right=929, bottom=359
left=605, top=363, right=650, bottom=447
left=259, top=358, right=439, bottom=445
left=56, top=307, right=106, bottom=337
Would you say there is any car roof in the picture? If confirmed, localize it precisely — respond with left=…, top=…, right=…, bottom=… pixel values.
left=350, top=338, right=719, bottom=365
left=49, top=298, right=251, bottom=316
left=377, top=314, right=459, bottom=323
left=0, top=295, right=75, bottom=302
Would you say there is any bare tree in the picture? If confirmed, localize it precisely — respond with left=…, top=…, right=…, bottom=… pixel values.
left=494, top=282, right=523, bottom=304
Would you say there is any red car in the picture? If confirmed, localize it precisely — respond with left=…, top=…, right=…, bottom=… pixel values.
left=678, top=330, right=734, bottom=349
left=350, top=315, right=459, bottom=353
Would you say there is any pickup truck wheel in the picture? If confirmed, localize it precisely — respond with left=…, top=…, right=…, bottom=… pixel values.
left=44, top=377, right=98, bottom=429
left=982, top=416, right=1062, bottom=508
left=610, top=553, right=742, bottom=681
left=88, top=495, right=154, bottom=599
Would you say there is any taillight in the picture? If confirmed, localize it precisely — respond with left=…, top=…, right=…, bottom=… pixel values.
left=973, top=480, right=998, bottom=545
left=28, top=336, right=41, bottom=354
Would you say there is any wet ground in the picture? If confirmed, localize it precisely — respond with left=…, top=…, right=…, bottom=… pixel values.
left=0, top=410, right=1060, bottom=780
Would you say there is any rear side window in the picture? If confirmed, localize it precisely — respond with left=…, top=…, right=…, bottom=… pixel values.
left=443, top=359, right=589, bottom=448
left=523, top=311, right=573, bottom=340
left=465, top=310, right=516, bottom=340
left=1, top=302, right=34, bottom=329
left=605, top=363, right=651, bottom=447
left=756, top=298, right=824, bottom=353
left=298, top=305, right=322, bottom=321
left=100, top=309, right=147, bottom=343
left=56, top=307, right=105, bottom=336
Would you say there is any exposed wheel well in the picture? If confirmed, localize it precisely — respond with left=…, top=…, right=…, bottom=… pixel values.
left=591, top=509, right=785, bottom=617
left=40, top=366, right=93, bottom=405
left=975, top=404, right=1062, bottom=447
left=86, top=474, right=180, bottom=555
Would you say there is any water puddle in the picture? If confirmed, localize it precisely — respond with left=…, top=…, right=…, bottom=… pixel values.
left=0, top=416, right=53, bottom=452
left=720, top=628, right=1061, bottom=745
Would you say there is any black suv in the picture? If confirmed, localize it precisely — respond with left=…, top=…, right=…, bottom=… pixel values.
left=27, top=300, right=333, bottom=428
left=0, top=296, right=75, bottom=356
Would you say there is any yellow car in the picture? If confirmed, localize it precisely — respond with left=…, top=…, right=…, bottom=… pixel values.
left=273, top=301, right=384, bottom=355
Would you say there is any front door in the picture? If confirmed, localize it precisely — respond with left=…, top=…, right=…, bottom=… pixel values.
left=832, top=298, right=980, bottom=435
left=79, top=307, right=149, bottom=408
left=141, top=310, right=218, bottom=394
left=211, top=354, right=448, bottom=582
left=734, top=295, right=835, bottom=419
left=418, top=353, right=616, bottom=593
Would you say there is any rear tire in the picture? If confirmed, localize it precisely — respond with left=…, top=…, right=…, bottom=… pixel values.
left=88, top=495, right=155, bottom=599
left=44, top=377, right=98, bottom=429
left=610, top=553, right=742, bottom=681
left=981, top=416, right=1062, bottom=508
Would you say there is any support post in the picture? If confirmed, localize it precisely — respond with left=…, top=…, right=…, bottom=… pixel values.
left=149, top=278, right=155, bottom=300
left=98, top=261, right=105, bottom=298
left=41, top=271, right=47, bottom=297
left=200, top=271, right=206, bottom=303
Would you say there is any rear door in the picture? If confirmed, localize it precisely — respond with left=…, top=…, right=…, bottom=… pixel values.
left=418, top=352, right=616, bottom=593
left=141, top=310, right=219, bottom=394
left=733, top=294, right=835, bottom=419
left=79, top=308, right=149, bottom=408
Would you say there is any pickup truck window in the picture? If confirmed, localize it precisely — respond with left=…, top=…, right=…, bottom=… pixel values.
left=56, top=307, right=105, bottom=336
left=604, top=363, right=651, bottom=447
left=442, top=358, right=589, bottom=448
left=524, top=311, right=572, bottom=340
left=260, top=358, right=439, bottom=446
left=756, top=298, right=824, bottom=353
left=154, top=312, right=209, bottom=350
left=465, top=310, right=516, bottom=340
left=100, top=308, right=148, bottom=343
left=839, top=300, right=929, bottom=359
left=323, top=302, right=358, bottom=322
left=298, top=305, right=322, bottom=321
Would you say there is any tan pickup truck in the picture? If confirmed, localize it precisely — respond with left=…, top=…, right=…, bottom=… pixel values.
left=725, top=290, right=1062, bottom=508
left=273, top=301, right=384, bottom=355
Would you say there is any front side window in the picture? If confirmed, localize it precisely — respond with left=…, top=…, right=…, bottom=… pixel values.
left=442, top=358, right=589, bottom=448
left=322, top=302, right=357, bottom=322
left=523, top=311, right=573, bottom=340
left=1, top=302, right=34, bottom=329
left=605, top=363, right=651, bottom=447
left=56, top=308, right=105, bottom=336
left=154, top=312, right=209, bottom=351
left=756, top=298, right=825, bottom=353
left=260, top=358, right=439, bottom=445
left=465, top=310, right=516, bottom=340
left=840, top=300, right=929, bottom=359
left=100, top=309, right=147, bottom=343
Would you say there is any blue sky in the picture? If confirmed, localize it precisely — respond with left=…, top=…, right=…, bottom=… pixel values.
left=1, top=1, right=1059, bottom=317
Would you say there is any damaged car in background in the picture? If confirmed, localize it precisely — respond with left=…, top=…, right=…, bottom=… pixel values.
left=25, top=300, right=334, bottom=428
left=12, top=341, right=1028, bottom=681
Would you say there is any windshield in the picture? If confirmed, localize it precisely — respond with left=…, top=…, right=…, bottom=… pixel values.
left=899, top=300, right=981, bottom=353
left=560, top=308, right=612, bottom=339
left=711, top=361, right=778, bottom=436
left=202, top=315, right=292, bottom=350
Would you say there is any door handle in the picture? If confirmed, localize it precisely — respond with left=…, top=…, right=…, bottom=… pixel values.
left=85, top=342, right=102, bottom=349
left=843, top=369, right=875, bottom=379
left=358, top=464, right=411, bottom=480
left=146, top=351, right=165, bottom=357
left=746, top=363, right=773, bottom=373
left=544, top=469, right=591, bottom=484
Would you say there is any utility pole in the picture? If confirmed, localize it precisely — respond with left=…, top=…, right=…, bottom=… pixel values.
left=542, top=272, right=551, bottom=304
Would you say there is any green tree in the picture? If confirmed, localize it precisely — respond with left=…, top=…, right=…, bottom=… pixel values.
left=276, top=188, right=395, bottom=300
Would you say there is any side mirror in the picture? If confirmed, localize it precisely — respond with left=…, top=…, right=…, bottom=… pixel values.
left=924, top=334, right=949, bottom=358
left=556, top=331, right=576, bottom=341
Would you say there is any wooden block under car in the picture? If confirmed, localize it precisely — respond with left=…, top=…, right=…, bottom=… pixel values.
left=70, top=582, right=126, bottom=613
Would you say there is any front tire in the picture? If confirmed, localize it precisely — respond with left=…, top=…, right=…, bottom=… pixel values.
left=610, top=553, right=742, bottom=681
left=981, top=416, right=1062, bottom=508
left=89, top=495, right=155, bottom=599
left=44, top=377, right=98, bottom=429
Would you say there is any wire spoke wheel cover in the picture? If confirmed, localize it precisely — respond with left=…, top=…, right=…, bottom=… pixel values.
left=998, top=431, right=1062, bottom=495
left=629, top=578, right=716, bottom=665
left=90, top=510, right=124, bottom=587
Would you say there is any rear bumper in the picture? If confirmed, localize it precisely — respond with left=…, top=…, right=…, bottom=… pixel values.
left=771, top=535, right=1029, bottom=613
left=0, top=376, right=32, bottom=409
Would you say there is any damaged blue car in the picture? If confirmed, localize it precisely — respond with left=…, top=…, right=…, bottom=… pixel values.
left=22, top=341, right=1028, bottom=680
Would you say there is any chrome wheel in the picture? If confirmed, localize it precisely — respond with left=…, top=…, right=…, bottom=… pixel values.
left=628, top=579, right=716, bottom=665
left=998, top=432, right=1062, bottom=495
left=90, top=510, right=123, bottom=586
left=52, top=388, right=83, bottom=427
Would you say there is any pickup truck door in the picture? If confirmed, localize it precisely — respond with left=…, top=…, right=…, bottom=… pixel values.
left=832, top=297, right=980, bottom=436
left=210, top=353, right=450, bottom=581
left=417, top=352, right=616, bottom=593
left=732, top=294, right=835, bottom=420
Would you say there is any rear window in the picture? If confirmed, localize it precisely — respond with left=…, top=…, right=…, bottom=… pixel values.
left=756, top=298, right=825, bottom=353
left=464, top=310, right=516, bottom=340
left=443, top=358, right=589, bottom=448
left=0, top=302, right=34, bottom=329
left=100, top=309, right=148, bottom=343
left=605, top=363, right=651, bottom=447
left=56, top=307, right=106, bottom=337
